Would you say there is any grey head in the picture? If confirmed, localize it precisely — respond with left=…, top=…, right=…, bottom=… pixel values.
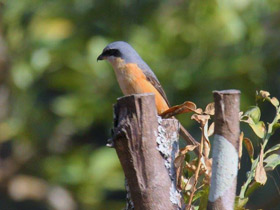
left=97, top=41, right=157, bottom=78
left=97, top=41, right=142, bottom=63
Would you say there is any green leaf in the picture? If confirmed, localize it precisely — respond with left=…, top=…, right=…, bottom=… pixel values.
left=248, top=121, right=266, bottom=138
left=270, top=97, right=279, bottom=107
left=256, top=90, right=279, bottom=108
left=272, top=123, right=280, bottom=135
left=264, top=153, right=280, bottom=171
left=258, top=90, right=270, bottom=99
left=245, top=182, right=261, bottom=198
left=239, top=157, right=259, bottom=199
left=244, top=106, right=261, bottom=124
left=264, top=143, right=280, bottom=157
left=234, top=196, right=248, bottom=210
left=192, top=188, right=204, bottom=202
left=198, top=186, right=209, bottom=210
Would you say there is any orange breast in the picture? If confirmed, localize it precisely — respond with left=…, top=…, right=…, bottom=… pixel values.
left=112, top=61, right=169, bottom=114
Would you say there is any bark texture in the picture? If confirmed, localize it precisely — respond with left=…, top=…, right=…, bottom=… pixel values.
left=113, top=93, right=180, bottom=210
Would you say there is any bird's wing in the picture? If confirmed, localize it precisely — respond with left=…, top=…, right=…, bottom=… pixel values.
left=144, top=72, right=171, bottom=107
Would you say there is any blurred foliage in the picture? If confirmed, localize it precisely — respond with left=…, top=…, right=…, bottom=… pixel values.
left=0, top=0, right=280, bottom=209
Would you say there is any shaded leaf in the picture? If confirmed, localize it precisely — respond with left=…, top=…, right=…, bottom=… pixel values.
left=204, top=102, right=214, bottom=115
left=272, top=123, right=280, bottom=135
left=239, top=158, right=259, bottom=199
left=248, top=121, right=266, bottom=138
left=198, top=186, right=210, bottom=210
left=191, top=114, right=210, bottom=125
left=264, top=153, right=280, bottom=171
left=174, top=154, right=185, bottom=189
left=180, top=145, right=198, bottom=155
left=174, top=154, right=185, bottom=168
left=243, top=137, right=254, bottom=161
left=264, top=143, right=280, bottom=157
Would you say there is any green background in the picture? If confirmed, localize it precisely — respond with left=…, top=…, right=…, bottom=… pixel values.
left=0, top=0, right=279, bottom=209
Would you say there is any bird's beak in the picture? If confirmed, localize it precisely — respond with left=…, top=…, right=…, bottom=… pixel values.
left=97, top=53, right=106, bottom=61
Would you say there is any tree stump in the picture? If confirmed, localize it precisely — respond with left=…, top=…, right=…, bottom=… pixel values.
left=112, top=93, right=181, bottom=210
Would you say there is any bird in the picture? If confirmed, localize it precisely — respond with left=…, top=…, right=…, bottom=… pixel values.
left=97, top=41, right=198, bottom=147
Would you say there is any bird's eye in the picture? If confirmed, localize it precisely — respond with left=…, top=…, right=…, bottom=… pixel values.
left=103, top=49, right=121, bottom=57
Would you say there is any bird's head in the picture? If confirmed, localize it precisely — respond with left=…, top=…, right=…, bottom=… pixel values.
left=97, top=41, right=142, bottom=65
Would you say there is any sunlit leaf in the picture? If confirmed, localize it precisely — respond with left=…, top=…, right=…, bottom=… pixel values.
left=195, top=108, right=203, bottom=114
left=200, top=157, right=212, bottom=181
left=240, top=115, right=254, bottom=124
left=255, top=150, right=267, bottom=185
left=184, top=175, right=196, bottom=191
left=191, top=114, right=210, bottom=125
left=239, top=112, right=244, bottom=120
left=202, top=121, right=211, bottom=158
left=264, top=153, right=280, bottom=171
left=185, top=159, right=198, bottom=173
left=182, top=101, right=197, bottom=111
left=207, top=122, right=214, bottom=137
left=259, top=90, right=270, bottom=98
left=235, top=196, right=248, bottom=210
left=160, top=101, right=197, bottom=118
left=204, top=102, right=214, bottom=115
left=248, top=121, right=266, bottom=139
left=270, top=97, right=279, bottom=107
left=244, top=181, right=261, bottom=198
left=256, top=90, right=271, bottom=102
left=244, top=106, right=261, bottom=124
left=238, top=132, right=244, bottom=169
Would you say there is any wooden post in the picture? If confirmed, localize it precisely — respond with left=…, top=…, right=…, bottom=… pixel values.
left=112, top=93, right=181, bottom=210
left=208, top=90, right=240, bottom=210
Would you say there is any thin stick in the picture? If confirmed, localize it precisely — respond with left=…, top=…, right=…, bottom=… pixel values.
left=186, top=129, right=204, bottom=209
